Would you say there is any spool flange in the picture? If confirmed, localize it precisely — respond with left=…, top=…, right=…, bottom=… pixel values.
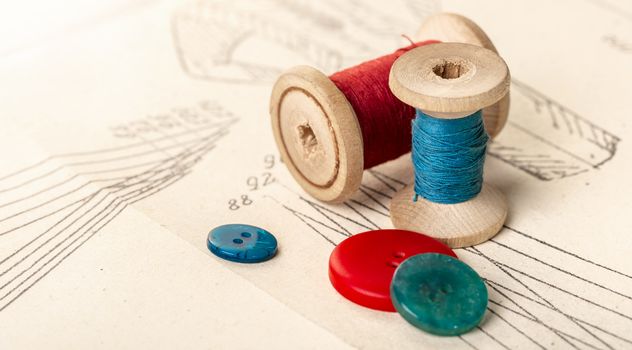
left=415, top=13, right=510, bottom=136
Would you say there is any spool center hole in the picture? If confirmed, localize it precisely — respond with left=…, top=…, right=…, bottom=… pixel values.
left=432, top=60, right=469, bottom=79
left=297, top=123, right=318, bottom=156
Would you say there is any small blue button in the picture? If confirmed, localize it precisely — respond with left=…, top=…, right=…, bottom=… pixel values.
left=207, top=224, right=278, bottom=263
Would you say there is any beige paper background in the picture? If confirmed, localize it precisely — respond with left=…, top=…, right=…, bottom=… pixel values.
left=0, top=0, right=630, bottom=349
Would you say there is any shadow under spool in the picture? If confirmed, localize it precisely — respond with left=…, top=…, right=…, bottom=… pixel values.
left=269, top=13, right=510, bottom=203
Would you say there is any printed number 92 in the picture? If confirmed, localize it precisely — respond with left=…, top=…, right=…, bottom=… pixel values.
left=247, top=172, right=275, bottom=191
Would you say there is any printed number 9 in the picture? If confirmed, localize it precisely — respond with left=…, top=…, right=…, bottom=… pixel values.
left=247, top=176, right=258, bottom=191
left=264, top=154, right=275, bottom=169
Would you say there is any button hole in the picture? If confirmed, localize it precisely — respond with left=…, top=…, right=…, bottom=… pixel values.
left=233, top=238, right=244, bottom=244
left=241, top=232, right=252, bottom=238
left=393, top=252, right=405, bottom=259
left=387, top=261, right=399, bottom=268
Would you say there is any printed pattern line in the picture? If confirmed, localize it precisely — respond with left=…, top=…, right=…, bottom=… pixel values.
left=0, top=101, right=237, bottom=312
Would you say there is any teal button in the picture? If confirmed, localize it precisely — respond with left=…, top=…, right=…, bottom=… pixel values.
left=390, top=253, right=487, bottom=336
left=207, top=224, right=277, bottom=263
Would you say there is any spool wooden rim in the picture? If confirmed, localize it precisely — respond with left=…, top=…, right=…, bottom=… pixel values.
left=269, top=65, right=364, bottom=203
left=415, top=13, right=499, bottom=54
left=415, top=12, right=510, bottom=134
left=389, top=42, right=510, bottom=116
left=390, top=184, right=508, bottom=248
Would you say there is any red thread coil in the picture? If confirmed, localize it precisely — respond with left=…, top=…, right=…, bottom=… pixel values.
left=329, top=40, right=440, bottom=169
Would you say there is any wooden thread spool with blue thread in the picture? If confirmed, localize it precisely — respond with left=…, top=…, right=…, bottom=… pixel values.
left=389, top=42, right=510, bottom=248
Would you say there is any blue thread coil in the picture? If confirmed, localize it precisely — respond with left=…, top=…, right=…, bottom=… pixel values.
left=411, top=109, right=488, bottom=204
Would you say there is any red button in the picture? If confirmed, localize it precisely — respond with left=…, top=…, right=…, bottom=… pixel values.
left=328, top=229, right=457, bottom=312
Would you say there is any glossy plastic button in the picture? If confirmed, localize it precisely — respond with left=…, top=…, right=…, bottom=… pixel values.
left=207, top=224, right=278, bottom=263
left=391, top=253, right=488, bottom=336
left=328, top=229, right=456, bottom=311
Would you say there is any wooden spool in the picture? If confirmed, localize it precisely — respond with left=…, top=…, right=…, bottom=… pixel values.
left=415, top=13, right=510, bottom=137
left=388, top=42, right=510, bottom=248
left=269, top=14, right=508, bottom=203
